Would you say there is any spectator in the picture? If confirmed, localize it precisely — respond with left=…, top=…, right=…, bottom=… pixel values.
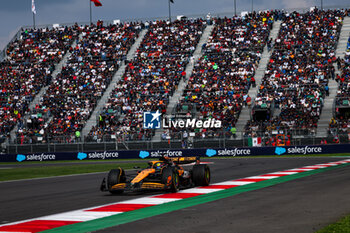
left=174, top=12, right=273, bottom=139
left=246, top=9, right=345, bottom=137
left=87, top=19, right=205, bottom=142
left=18, top=22, right=142, bottom=143
left=1, top=26, right=79, bottom=144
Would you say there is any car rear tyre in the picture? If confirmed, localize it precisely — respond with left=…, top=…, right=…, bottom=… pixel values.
left=192, top=164, right=210, bottom=186
left=107, top=168, right=125, bottom=194
left=161, top=167, right=179, bottom=193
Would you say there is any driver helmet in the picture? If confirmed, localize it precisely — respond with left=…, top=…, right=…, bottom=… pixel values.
left=155, top=162, right=165, bottom=170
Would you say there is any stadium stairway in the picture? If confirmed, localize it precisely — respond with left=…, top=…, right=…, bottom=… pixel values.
left=81, top=29, right=148, bottom=140
left=151, top=24, right=215, bottom=142
left=316, top=16, right=350, bottom=138
left=0, top=48, right=5, bottom=62
left=234, top=20, right=282, bottom=139
left=4, top=36, right=81, bottom=147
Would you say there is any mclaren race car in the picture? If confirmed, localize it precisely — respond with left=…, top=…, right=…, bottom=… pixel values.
left=100, top=156, right=210, bottom=194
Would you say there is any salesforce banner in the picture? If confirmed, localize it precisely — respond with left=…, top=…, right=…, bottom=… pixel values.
left=1, top=144, right=349, bottom=162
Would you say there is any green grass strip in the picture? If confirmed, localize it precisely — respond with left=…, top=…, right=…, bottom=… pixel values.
left=0, top=158, right=148, bottom=165
left=315, top=214, right=350, bottom=233
left=0, top=163, right=146, bottom=182
left=43, top=162, right=350, bottom=233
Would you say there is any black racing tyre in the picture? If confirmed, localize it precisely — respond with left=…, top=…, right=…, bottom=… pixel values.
left=107, top=168, right=125, bottom=194
left=192, top=164, right=210, bottom=186
left=161, top=167, right=179, bottom=193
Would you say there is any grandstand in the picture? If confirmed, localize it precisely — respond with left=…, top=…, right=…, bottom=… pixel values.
left=329, top=23, right=350, bottom=140
left=163, top=12, right=273, bottom=141
left=1, top=26, right=79, bottom=144
left=86, top=19, right=206, bottom=142
left=244, top=9, right=345, bottom=145
left=1, top=8, right=350, bottom=154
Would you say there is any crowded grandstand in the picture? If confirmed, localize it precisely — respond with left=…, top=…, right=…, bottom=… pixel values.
left=1, top=8, right=350, bottom=154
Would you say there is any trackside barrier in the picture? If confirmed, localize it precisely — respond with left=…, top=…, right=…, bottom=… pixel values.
left=1, top=144, right=349, bottom=162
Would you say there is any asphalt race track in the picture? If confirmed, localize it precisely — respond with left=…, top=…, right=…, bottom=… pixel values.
left=0, top=157, right=349, bottom=233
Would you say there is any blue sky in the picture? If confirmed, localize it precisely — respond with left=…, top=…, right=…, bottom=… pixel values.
left=0, top=0, right=349, bottom=50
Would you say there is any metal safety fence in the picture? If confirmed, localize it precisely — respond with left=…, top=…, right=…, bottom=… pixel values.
left=5, top=128, right=349, bottom=154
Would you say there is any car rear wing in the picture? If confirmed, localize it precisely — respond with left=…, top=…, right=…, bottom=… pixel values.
left=168, top=156, right=200, bottom=165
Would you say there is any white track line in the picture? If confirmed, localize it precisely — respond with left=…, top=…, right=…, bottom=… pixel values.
left=0, top=169, right=140, bottom=184
left=179, top=188, right=223, bottom=194
left=286, top=168, right=314, bottom=171
left=38, top=211, right=120, bottom=222
left=246, top=176, right=280, bottom=179
left=268, top=171, right=299, bottom=175
left=0, top=172, right=106, bottom=184
left=119, top=197, right=180, bottom=205
left=215, top=181, right=255, bottom=186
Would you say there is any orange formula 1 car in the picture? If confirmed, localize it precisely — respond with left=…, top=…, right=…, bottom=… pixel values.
left=100, top=156, right=210, bottom=194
